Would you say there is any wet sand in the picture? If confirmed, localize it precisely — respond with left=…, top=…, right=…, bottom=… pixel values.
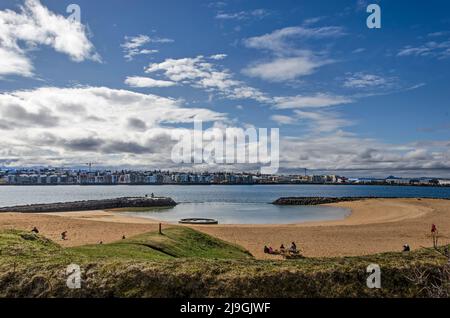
left=0, top=198, right=449, bottom=259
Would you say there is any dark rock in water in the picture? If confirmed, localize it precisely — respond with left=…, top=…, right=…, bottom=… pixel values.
left=273, top=197, right=448, bottom=205
left=272, top=197, right=376, bottom=205
left=0, top=197, right=177, bottom=213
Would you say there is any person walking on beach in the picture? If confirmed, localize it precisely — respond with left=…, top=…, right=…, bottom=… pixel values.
left=61, top=231, right=67, bottom=241
left=431, top=224, right=438, bottom=248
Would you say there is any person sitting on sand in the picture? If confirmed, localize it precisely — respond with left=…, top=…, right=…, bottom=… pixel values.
left=289, top=242, right=298, bottom=254
left=280, top=244, right=286, bottom=254
left=403, top=244, right=410, bottom=252
left=61, top=231, right=67, bottom=240
left=268, top=246, right=274, bottom=254
left=31, top=227, right=39, bottom=234
left=264, top=246, right=270, bottom=254
left=122, top=235, right=126, bottom=240
left=444, top=246, right=450, bottom=265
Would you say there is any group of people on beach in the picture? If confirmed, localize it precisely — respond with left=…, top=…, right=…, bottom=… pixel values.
left=29, top=222, right=443, bottom=256
left=264, top=242, right=300, bottom=256
left=32, top=227, right=67, bottom=240
left=402, top=224, right=441, bottom=251
left=263, top=223, right=442, bottom=257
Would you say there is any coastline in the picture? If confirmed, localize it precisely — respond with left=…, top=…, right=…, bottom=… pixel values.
left=1, top=183, right=449, bottom=187
left=0, top=198, right=449, bottom=259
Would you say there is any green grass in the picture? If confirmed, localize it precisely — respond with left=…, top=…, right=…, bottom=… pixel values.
left=0, top=230, right=65, bottom=264
left=69, top=227, right=252, bottom=261
left=0, top=228, right=448, bottom=298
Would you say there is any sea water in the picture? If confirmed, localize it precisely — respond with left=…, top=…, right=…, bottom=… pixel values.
left=0, top=184, right=448, bottom=224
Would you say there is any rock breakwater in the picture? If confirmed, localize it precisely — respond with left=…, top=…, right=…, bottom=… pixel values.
left=0, top=197, right=177, bottom=213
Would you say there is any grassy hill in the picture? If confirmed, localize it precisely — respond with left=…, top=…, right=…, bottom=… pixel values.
left=70, top=227, right=252, bottom=261
left=0, top=228, right=448, bottom=298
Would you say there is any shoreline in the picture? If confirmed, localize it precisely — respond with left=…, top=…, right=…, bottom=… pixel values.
left=0, top=198, right=449, bottom=259
left=1, top=183, right=449, bottom=188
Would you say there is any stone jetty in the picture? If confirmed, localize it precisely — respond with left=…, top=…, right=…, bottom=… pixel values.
left=272, top=197, right=377, bottom=205
left=0, top=196, right=177, bottom=213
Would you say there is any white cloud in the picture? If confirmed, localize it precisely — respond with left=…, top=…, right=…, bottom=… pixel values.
left=271, top=115, right=296, bottom=125
left=0, top=86, right=225, bottom=126
left=0, top=47, right=33, bottom=77
left=352, top=48, right=366, bottom=54
left=0, top=87, right=448, bottom=174
left=398, top=40, right=450, bottom=59
left=121, top=35, right=151, bottom=50
left=272, top=109, right=351, bottom=132
left=273, top=94, right=353, bottom=109
left=242, top=56, right=333, bottom=82
left=145, top=55, right=269, bottom=102
left=343, top=72, right=390, bottom=89
left=209, top=54, right=227, bottom=60
left=243, top=26, right=345, bottom=54
left=279, top=133, right=450, bottom=176
left=121, top=34, right=173, bottom=61
left=125, top=76, right=177, bottom=88
left=294, top=110, right=351, bottom=133
left=303, top=17, right=325, bottom=26
left=269, top=99, right=450, bottom=175
left=215, top=9, right=269, bottom=20
left=0, top=86, right=227, bottom=167
left=208, top=2, right=228, bottom=9
left=0, top=0, right=100, bottom=78
left=242, top=26, right=344, bottom=82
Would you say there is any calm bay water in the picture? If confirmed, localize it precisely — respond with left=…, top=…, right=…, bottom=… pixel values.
left=124, top=203, right=350, bottom=225
left=0, top=185, right=449, bottom=224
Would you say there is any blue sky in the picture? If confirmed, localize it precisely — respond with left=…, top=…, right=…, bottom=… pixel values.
left=0, top=0, right=449, bottom=177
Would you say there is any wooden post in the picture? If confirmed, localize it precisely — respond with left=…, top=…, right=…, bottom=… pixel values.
left=159, top=223, right=162, bottom=235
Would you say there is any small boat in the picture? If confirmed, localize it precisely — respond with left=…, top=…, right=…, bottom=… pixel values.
left=179, top=218, right=218, bottom=225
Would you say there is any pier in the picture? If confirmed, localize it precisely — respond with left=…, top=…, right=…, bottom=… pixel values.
left=0, top=196, right=177, bottom=213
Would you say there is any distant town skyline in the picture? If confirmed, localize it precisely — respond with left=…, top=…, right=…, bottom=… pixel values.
left=0, top=1, right=450, bottom=177
left=2, top=165, right=450, bottom=181
left=2, top=166, right=450, bottom=186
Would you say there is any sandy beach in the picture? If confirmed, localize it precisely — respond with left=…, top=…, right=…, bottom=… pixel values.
left=0, top=198, right=449, bottom=259
left=0, top=210, right=161, bottom=247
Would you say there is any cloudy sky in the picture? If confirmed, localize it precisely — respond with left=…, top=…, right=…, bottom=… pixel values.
left=0, top=0, right=450, bottom=177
